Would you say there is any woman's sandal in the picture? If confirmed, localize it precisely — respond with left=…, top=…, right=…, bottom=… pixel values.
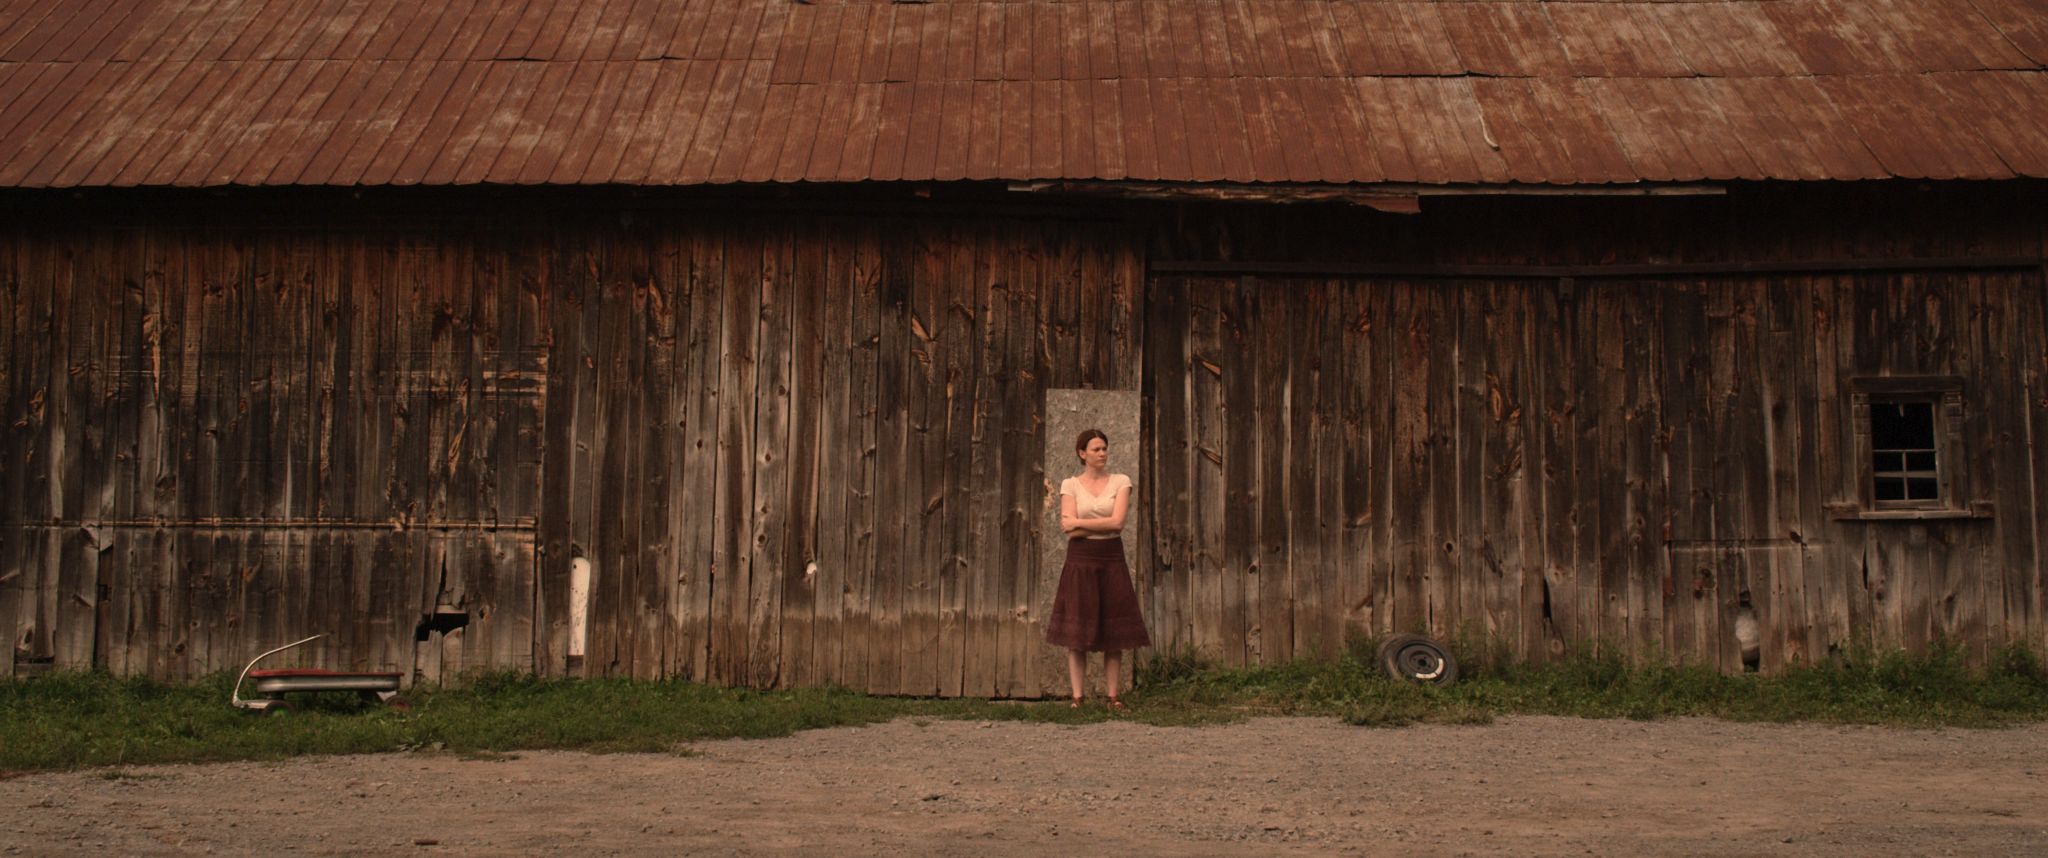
left=1070, top=695, right=1083, bottom=709
left=1106, top=697, right=1129, bottom=713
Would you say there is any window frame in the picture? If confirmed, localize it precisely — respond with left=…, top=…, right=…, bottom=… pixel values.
left=1831, top=375, right=1991, bottom=521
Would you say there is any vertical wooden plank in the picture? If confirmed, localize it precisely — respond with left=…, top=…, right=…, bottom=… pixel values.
left=1031, top=224, right=1082, bottom=694
left=307, top=232, right=351, bottom=672
left=1143, top=270, right=1189, bottom=658
left=417, top=240, right=461, bottom=681
left=628, top=226, right=678, bottom=678
left=1302, top=279, right=1343, bottom=659
left=102, top=228, right=151, bottom=676
left=997, top=225, right=1041, bottom=696
left=1336, top=278, right=1378, bottom=652
left=1955, top=272, right=1997, bottom=661
left=76, top=228, right=120, bottom=673
left=625, top=237, right=664, bottom=679
left=274, top=234, right=322, bottom=673
left=770, top=223, right=819, bottom=692
left=1591, top=282, right=1636, bottom=657
left=1760, top=276, right=1809, bottom=669
left=746, top=223, right=793, bottom=688
left=161, top=233, right=203, bottom=676
left=1254, top=278, right=1292, bottom=665
left=935, top=226, right=976, bottom=697
left=985, top=227, right=1020, bottom=696
left=1365, top=280, right=1399, bottom=648
left=711, top=228, right=761, bottom=685
left=0, top=229, right=49, bottom=673
left=1819, top=275, right=1867, bottom=656
left=1427, top=283, right=1462, bottom=643
left=1455, top=282, right=1493, bottom=654
left=900, top=225, right=941, bottom=696
left=599, top=235, right=645, bottom=678
left=673, top=222, right=723, bottom=681
left=1537, top=279, right=1582, bottom=654
left=1388, top=281, right=1431, bottom=638
left=264, top=235, right=304, bottom=670
left=541, top=231, right=588, bottom=677
left=507, top=232, right=547, bottom=674
left=867, top=224, right=909, bottom=694
left=1185, top=276, right=1229, bottom=668
left=1626, top=283, right=1666, bottom=660
left=962, top=224, right=1002, bottom=695
left=810, top=228, right=852, bottom=689
left=53, top=226, right=104, bottom=670
left=1784, top=272, right=1828, bottom=666
left=1473, top=282, right=1531, bottom=662
left=1701, top=277, right=1744, bottom=669
left=1660, top=279, right=1706, bottom=663
left=840, top=222, right=881, bottom=693
left=536, top=231, right=586, bottom=677
left=1218, top=277, right=1254, bottom=667
left=2024, top=263, right=2048, bottom=661
left=1513, top=280, right=1554, bottom=664
left=199, top=233, right=250, bottom=674
left=1109, top=239, right=1148, bottom=686
left=0, top=229, right=18, bottom=678
left=778, top=224, right=824, bottom=689
left=1288, top=281, right=1326, bottom=660
left=1570, top=281, right=1607, bottom=654
left=387, top=238, right=438, bottom=676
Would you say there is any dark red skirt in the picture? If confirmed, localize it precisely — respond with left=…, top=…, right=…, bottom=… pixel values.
left=1045, top=536, right=1152, bottom=652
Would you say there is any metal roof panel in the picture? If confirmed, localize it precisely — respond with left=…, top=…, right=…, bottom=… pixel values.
left=508, top=58, right=607, bottom=183
left=960, top=79, right=998, bottom=180
left=163, top=56, right=304, bottom=185
left=362, top=59, right=486, bottom=184
left=4, top=1, right=2046, bottom=190
left=567, top=59, right=661, bottom=182
left=1968, top=0, right=2048, bottom=66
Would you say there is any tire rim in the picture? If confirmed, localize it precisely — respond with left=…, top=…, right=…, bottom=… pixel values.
left=1399, top=645, right=1444, bottom=681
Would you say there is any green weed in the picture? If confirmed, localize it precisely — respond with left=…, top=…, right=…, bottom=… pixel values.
left=5, top=643, right=2045, bottom=774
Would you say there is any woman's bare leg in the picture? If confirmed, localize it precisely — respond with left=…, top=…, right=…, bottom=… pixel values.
left=1066, top=648, right=1088, bottom=701
left=1104, top=650, right=1122, bottom=699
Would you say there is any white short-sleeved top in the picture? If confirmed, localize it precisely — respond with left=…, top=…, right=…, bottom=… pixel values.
left=1061, top=473, right=1134, bottom=539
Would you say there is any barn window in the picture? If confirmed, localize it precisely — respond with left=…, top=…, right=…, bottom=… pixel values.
left=1868, top=400, right=1940, bottom=507
left=1831, top=376, right=1989, bottom=520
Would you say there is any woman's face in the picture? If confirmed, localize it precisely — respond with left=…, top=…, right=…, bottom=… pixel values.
left=1080, top=437, right=1109, bottom=470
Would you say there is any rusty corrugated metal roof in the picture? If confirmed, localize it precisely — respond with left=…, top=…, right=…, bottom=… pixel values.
left=0, top=0, right=2044, bottom=188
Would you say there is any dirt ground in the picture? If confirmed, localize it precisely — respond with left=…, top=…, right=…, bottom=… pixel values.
left=3, top=715, right=2046, bottom=856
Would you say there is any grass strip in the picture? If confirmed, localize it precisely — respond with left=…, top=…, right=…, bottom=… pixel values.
left=6, top=643, right=2047, bottom=774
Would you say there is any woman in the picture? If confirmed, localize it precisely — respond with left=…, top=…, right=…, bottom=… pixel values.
left=1047, top=428, right=1151, bottom=710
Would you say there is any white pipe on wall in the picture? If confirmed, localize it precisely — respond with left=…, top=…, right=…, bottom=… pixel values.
left=569, top=557, right=591, bottom=663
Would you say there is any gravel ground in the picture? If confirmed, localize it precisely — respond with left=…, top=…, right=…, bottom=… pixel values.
left=4, top=715, right=2046, bottom=856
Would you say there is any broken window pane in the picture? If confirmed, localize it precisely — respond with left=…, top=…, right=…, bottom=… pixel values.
left=1871, top=401, right=1935, bottom=450
left=1869, top=397, right=1942, bottom=507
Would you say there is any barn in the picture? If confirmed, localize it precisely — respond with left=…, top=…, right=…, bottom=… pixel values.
left=2, top=0, right=2045, bottom=696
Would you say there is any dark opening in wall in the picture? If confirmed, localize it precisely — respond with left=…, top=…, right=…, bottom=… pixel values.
left=1870, top=400, right=1939, bottom=504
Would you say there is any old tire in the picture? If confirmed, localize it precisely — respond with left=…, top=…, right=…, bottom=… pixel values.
left=1378, top=634, right=1459, bottom=686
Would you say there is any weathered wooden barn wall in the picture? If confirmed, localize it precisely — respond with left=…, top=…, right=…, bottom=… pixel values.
left=0, top=219, right=551, bottom=681
left=0, top=197, right=1143, bottom=697
left=534, top=212, right=1142, bottom=697
left=3, top=184, right=2045, bottom=690
left=1141, top=186, right=2048, bottom=672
